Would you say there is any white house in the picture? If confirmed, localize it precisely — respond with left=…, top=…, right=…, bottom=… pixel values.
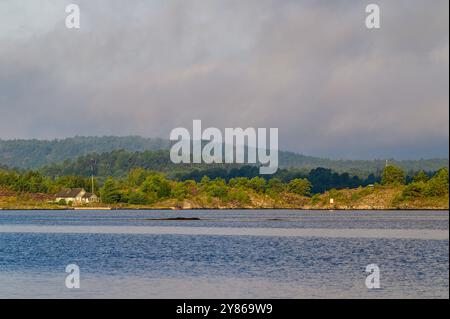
left=55, top=188, right=99, bottom=204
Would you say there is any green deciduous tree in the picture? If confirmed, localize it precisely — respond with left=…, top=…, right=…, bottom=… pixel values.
left=413, top=171, right=429, bottom=183
left=267, top=178, right=284, bottom=194
left=248, top=177, right=266, bottom=193
left=226, top=188, right=250, bottom=204
left=127, top=190, right=149, bottom=204
left=205, top=178, right=228, bottom=199
left=425, top=168, right=449, bottom=197
left=56, top=175, right=98, bottom=193
left=171, top=182, right=189, bottom=200
left=141, top=174, right=172, bottom=199
left=287, top=178, right=312, bottom=196
left=228, top=177, right=250, bottom=188
left=381, top=165, right=405, bottom=185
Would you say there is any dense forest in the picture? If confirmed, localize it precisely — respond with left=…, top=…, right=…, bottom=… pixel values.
left=1, top=137, right=448, bottom=174
left=31, top=148, right=441, bottom=192
left=0, top=136, right=171, bottom=169
left=0, top=163, right=448, bottom=208
left=0, top=136, right=448, bottom=197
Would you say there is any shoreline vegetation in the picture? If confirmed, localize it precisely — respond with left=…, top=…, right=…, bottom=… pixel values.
left=1, top=136, right=448, bottom=211
left=1, top=165, right=448, bottom=211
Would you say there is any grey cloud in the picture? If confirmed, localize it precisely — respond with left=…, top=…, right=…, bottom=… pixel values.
left=0, top=0, right=448, bottom=159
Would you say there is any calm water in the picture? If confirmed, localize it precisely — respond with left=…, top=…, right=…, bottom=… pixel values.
left=0, top=210, right=448, bottom=298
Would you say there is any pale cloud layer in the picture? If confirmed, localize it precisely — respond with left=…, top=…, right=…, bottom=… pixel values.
left=0, top=0, right=448, bottom=159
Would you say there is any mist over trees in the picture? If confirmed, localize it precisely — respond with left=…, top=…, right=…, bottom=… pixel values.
left=1, top=137, right=448, bottom=173
left=0, top=136, right=171, bottom=169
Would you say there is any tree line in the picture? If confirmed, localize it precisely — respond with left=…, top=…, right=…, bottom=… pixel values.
left=2, top=137, right=448, bottom=173
left=1, top=164, right=448, bottom=205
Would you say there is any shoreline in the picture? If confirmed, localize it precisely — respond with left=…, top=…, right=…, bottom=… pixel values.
left=2, top=184, right=448, bottom=211
left=0, top=207, right=448, bottom=211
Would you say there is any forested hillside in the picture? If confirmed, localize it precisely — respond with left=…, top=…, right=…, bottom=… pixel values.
left=1, top=136, right=448, bottom=174
left=0, top=136, right=170, bottom=169
left=35, top=149, right=380, bottom=193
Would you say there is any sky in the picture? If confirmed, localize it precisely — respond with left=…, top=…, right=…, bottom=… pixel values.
left=0, top=0, right=448, bottom=159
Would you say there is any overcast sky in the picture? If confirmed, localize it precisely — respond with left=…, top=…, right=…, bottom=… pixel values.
left=0, top=0, right=448, bottom=159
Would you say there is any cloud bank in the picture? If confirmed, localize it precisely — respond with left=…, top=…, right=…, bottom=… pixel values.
left=0, top=0, right=448, bottom=159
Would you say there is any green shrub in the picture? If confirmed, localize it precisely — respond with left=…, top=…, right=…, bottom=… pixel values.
left=226, top=188, right=250, bottom=204
left=351, top=193, right=361, bottom=201
left=311, top=194, right=321, bottom=205
left=402, top=182, right=426, bottom=199
left=127, top=190, right=149, bottom=204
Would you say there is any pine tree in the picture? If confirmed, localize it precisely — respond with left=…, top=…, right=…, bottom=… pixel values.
left=100, top=177, right=121, bottom=203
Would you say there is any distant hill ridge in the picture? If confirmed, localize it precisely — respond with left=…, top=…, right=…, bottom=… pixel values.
left=0, top=136, right=448, bottom=174
left=0, top=136, right=170, bottom=169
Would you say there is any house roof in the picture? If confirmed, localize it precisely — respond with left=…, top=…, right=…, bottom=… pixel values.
left=55, top=188, right=85, bottom=198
